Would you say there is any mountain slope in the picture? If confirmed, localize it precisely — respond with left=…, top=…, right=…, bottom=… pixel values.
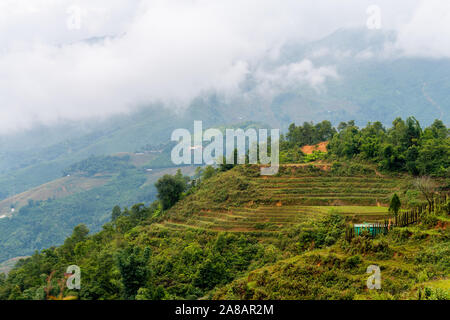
left=214, top=225, right=449, bottom=300
left=2, top=163, right=448, bottom=300
left=0, top=104, right=219, bottom=200
left=0, top=153, right=197, bottom=262
left=0, top=176, right=109, bottom=218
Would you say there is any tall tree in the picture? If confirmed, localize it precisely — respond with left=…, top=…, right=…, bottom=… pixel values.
left=111, top=205, right=121, bottom=221
left=389, top=193, right=401, bottom=217
left=155, top=172, right=187, bottom=210
left=117, top=247, right=151, bottom=299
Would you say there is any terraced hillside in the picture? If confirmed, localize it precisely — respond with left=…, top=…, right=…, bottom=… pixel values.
left=157, top=164, right=408, bottom=235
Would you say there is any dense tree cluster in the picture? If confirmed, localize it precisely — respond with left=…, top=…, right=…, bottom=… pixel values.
left=155, top=169, right=189, bottom=210
left=281, top=118, right=448, bottom=176
left=62, top=155, right=133, bottom=177
left=279, top=121, right=336, bottom=163
left=282, top=121, right=336, bottom=149
left=328, top=118, right=449, bottom=176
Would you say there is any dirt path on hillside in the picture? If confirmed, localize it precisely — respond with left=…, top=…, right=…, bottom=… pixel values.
left=279, top=162, right=332, bottom=171
left=422, top=82, right=444, bottom=120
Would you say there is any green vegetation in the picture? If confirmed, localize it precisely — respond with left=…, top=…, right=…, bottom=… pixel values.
left=0, top=175, right=109, bottom=217
left=0, top=257, right=29, bottom=276
left=0, top=160, right=447, bottom=300
left=62, top=155, right=133, bottom=177
left=279, top=121, right=335, bottom=163
left=0, top=164, right=196, bottom=263
left=0, top=116, right=448, bottom=300
left=155, top=170, right=188, bottom=210
left=389, top=194, right=401, bottom=217
left=327, top=118, right=449, bottom=176
left=280, top=118, right=450, bottom=178
left=282, top=121, right=336, bottom=149
left=214, top=220, right=449, bottom=300
left=0, top=168, right=154, bottom=263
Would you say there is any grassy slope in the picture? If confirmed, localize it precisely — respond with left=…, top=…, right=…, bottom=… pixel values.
left=167, top=165, right=448, bottom=299
left=213, top=222, right=449, bottom=300
left=164, top=164, right=408, bottom=233
left=0, top=176, right=109, bottom=218
left=0, top=151, right=177, bottom=219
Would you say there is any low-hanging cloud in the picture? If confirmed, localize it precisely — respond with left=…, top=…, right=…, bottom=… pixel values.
left=251, top=60, right=338, bottom=98
left=0, top=0, right=448, bottom=133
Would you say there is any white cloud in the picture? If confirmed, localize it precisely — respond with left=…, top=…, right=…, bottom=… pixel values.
left=253, top=60, right=338, bottom=97
left=0, top=0, right=447, bottom=133
left=395, top=0, right=450, bottom=58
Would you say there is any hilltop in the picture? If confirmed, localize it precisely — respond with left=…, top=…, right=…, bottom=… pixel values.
left=165, top=164, right=406, bottom=233
left=214, top=216, right=449, bottom=300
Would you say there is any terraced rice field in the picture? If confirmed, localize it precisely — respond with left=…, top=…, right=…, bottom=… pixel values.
left=175, top=206, right=327, bottom=232
left=158, top=173, right=405, bottom=233
left=254, top=176, right=402, bottom=206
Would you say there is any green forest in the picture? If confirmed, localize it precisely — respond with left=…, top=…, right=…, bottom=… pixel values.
left=62, top=155, right=134, bottom=177
left=281, top=117, right=449, bottom=177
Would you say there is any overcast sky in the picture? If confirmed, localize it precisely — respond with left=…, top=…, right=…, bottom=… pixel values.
left=0, top=0, right=449, bottom=133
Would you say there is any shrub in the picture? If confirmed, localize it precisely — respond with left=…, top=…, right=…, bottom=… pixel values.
left=415, top=243, right=450, bottom=271
left=420, top=214, right=439, bottom=228
left=389, top=228, right=413, bottom=242
left=344, top=255, right=362, bottom=269
left=421, top=287, right=450, bottom=300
